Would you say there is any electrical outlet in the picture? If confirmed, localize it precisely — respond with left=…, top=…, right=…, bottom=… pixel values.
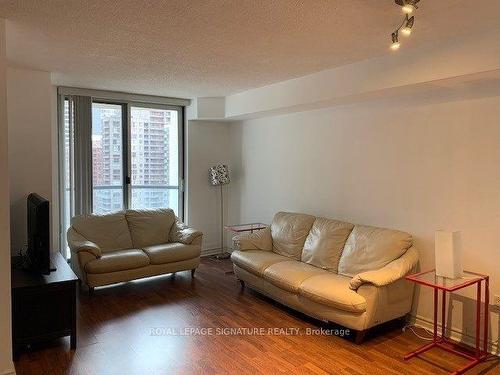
left=494, top=295, right=500, bottom=307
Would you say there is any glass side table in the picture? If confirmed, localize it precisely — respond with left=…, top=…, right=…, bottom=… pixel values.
left=224, top=223, right=268, bottom=234
left=220, top=223, right=268, bottom=274
left=404, top=270, right=489, bottom=375
left=224, top=223, right=268, bottom=253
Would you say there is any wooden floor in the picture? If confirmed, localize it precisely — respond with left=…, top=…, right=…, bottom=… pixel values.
left=15, top=258, right=500, bottom=375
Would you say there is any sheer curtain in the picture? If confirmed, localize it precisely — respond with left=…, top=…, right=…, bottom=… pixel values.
left=59, top=95, right=93, bottom=257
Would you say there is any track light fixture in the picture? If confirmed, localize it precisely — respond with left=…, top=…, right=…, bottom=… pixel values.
left=391, top=0, right=420, bottom=50
left=401, top=16, right=414, bottom=36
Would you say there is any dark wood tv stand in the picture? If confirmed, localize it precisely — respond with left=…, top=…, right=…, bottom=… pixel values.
left=11, top=252, right=78, bottom=360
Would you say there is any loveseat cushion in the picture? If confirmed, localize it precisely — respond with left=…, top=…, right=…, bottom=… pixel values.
left=301, top=218, right=354, bottom=272
left=85, top=249, right=150, bottom=274
left=71, top=212, right=133, bottom=252
left=263, top=260, right=327, bottom=293
left=125, top=209, right=176, bottom=248
left=299, top=274, right=367, bottom=313
left=338, top=225, right=412, bottom=277
left=142, top=243, right=200, bottom=265
left=271, top=212, right=315, bottom=260
left=231, top=250, right=288, bottom=277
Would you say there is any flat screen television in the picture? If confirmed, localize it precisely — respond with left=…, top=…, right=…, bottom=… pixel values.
left=27, top=193, right=52, bottom=275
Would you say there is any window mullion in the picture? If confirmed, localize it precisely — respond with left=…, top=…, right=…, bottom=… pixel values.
left=123, top=103, right=131, bottom=210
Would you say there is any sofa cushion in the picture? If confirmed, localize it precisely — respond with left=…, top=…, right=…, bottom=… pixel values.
left=299, top=274, right=367, bottom=313
left=71, top=212, right=133, bottom=252
left=301, top=218, right=354, bottom=273
left=231, top=250, right=288, bottom=277
left=125, top=209, right=176, bottom=248
left=142, top=243, right=200, bottom=265
left=271, top=212, right=315, bottom=260
left=85, top=249, right=150, bottom=274
left=263, top=260, right=327, bottom=293
left=338, top=225, right=412, bottom=277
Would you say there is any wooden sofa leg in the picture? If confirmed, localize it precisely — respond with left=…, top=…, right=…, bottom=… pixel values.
left=354, top=329, right=367, bottom=344
left=191, top=268, right=196, bottom=277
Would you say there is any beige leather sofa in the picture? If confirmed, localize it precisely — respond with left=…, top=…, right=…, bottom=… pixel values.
left=68, top=209, right=202, bottom=291
left=231, top=212, right=418, bottom=342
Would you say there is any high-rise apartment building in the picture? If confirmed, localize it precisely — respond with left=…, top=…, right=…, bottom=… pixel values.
left=92, top=104, right=124, bottom=213
left=130, top=108, right=171, bottom=210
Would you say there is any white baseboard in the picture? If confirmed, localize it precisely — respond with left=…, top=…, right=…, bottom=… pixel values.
left=1, top=363, right=16, bottom=375
left=411, top=314, right=499, bottom=356
left=201, top=247, right=231, bottom=257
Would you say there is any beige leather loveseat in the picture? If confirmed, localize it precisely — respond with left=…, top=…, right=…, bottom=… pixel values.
left=231, top=212, right=418, bottom=342
left=68, top=209, right=202, bottom=291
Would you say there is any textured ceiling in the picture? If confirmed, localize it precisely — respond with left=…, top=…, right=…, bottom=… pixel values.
left=1, top=0, right=499, bottom=98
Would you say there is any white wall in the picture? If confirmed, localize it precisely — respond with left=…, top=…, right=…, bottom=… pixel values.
left=186, top=120, right=232, bottom=254
left=7, top=67, right=53, bottom=255
left=229, top=93, right=500, bottom=352
left=0, top=18, right=14, bottom=375
left=225, top=28, right=500, bottom=119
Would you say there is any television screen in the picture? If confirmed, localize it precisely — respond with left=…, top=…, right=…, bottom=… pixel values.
left=27, top=193, right=51, bottom=275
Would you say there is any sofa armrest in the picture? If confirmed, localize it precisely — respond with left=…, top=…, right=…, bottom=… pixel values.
left=169, top=220, right=203, bottom=245
left=349, top=246, right=419, bottom=290
left=232, top=227, right=272, bottom=251
left=67, top=227, right=101, bottom=258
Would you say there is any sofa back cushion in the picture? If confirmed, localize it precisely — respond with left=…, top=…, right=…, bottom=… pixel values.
left=125, top=209, right=176, bottom=248
left=338, top=224, right=412, bottom=277
left=301, top=217, right=354, bottom=272
left=71, top=212, right=133, bottom=252
left=271, top=212, right=315, bottom=259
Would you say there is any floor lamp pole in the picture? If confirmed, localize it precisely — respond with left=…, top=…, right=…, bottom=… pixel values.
left=220, top=183, right=223, bottom=253
left=216, top=183, right=230, bottom=259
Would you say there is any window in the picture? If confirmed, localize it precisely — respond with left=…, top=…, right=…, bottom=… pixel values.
left=58, top=92, right=184, bottom=258
left=92, top=103, right=125, bottom=214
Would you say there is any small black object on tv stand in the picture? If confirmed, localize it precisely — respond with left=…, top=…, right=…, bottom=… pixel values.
left=12, top=255, right=57, bottom=274
left=11, top=252, right=77, bottom=360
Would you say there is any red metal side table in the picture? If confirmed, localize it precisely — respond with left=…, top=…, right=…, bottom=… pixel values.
left=404, top=270, right=489, bottom=375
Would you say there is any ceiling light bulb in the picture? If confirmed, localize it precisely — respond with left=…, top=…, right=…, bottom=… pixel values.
left=401, top=27, right=411, bottom=36
left=402, top=4, right=416, bottom=14
left=391, top=32, right=400, bottom=50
